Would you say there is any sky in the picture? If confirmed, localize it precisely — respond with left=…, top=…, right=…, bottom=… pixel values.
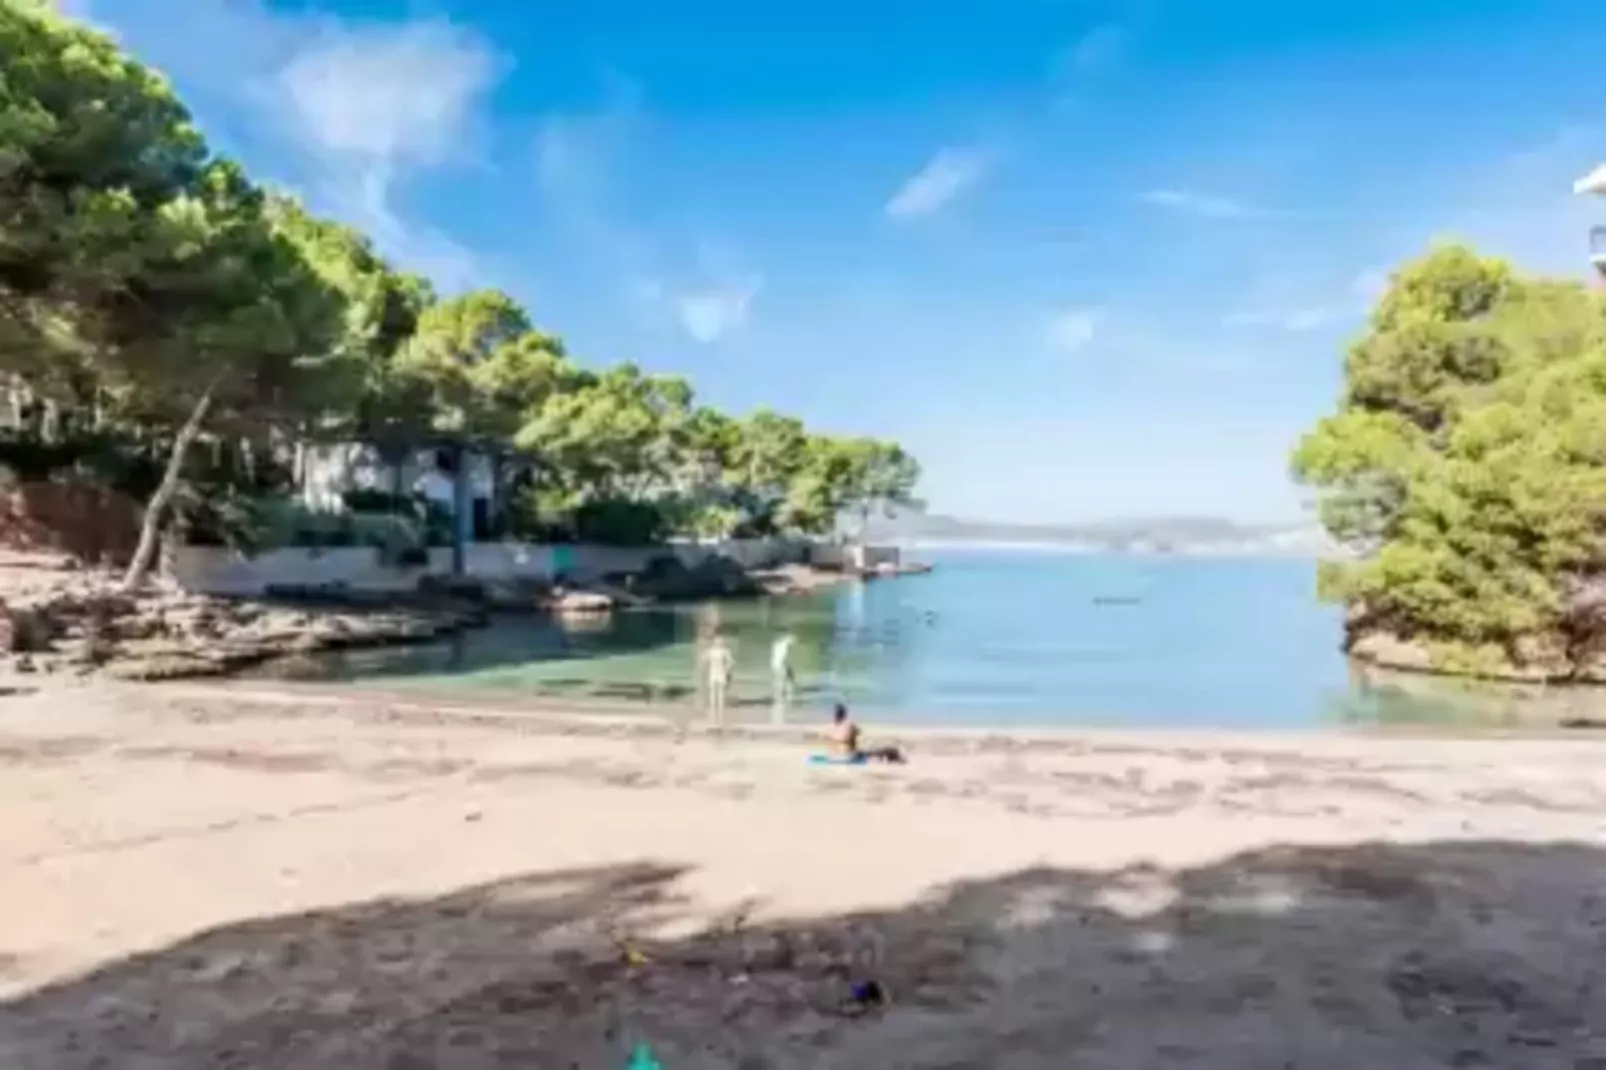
left=64, top=0, right=1606, bottom=524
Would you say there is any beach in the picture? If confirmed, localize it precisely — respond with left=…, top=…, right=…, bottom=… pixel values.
left=1, top=682, right=1604, bottom=1067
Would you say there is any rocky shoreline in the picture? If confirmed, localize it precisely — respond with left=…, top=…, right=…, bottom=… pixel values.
left=1348, top=626, right=1606, bottom=687
left=0, top=551, right=931, bottom=684
left=0, top=562, right=480, bottom=684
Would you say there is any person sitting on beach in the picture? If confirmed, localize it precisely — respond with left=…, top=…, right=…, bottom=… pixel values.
left=827, top=703, right=904, bottom=764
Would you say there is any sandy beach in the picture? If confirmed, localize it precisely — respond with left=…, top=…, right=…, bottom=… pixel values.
left=2, top=682, right=1605, bottom=1067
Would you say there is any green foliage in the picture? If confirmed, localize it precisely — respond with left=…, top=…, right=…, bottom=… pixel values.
left=266, top=193, right=432, bottom=450
left=0, top=0, right=207, bottom=378
left=397, top=290, right=573, bottom=442
left=568, top=497, right=672, bottom=547
left=182, top=494, right=423, bottom=554
left=517, top=362, right=693, bottom=500
left=1293, top=243, right=1606, bottom=672
left=778, top=435, right=921, bottom=535
left=0, top=0, right=922, bottom=570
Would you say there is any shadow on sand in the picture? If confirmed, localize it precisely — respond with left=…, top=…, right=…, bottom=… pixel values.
left=3, top=840, right=1604, bottom=1068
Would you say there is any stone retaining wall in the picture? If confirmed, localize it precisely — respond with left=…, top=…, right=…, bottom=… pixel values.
left=167, top=537, right=831, bottom=598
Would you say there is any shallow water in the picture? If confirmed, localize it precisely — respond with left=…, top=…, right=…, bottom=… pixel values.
left=254, top=549, right=1606, bottom=729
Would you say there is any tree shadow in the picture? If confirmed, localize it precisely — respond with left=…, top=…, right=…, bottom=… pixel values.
left=3, top=841, right=1604, bottom=1068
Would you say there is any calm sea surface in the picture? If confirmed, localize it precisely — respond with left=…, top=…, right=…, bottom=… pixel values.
left=256, top=548, right=1606, bottom=729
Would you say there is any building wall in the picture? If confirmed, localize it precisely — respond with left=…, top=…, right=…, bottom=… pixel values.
left=167, top=537, right=828, bottom=597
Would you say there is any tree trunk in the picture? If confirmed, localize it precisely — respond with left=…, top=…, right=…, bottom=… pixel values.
left=121, top=381, right=219, bottom=592
left=389, top=451, right=406, bottom=502
left=488, top=450, right=506, bottom=538
left=451, top=442, right=471, bottom=577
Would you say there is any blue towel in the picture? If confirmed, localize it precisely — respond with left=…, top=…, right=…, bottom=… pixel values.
left=808, top=753, right=869, bottom=766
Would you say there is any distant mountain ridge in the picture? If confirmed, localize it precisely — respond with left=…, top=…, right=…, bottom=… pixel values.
left=861, top=509, right=1335, bottom=556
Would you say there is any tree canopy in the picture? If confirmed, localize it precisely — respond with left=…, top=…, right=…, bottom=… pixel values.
left=0, top=0, right=921, bottom=577
left=1292, top=243, right=1606, bottom=676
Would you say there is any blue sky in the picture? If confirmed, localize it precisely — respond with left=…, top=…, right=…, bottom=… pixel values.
left=69, top=0, right=1606, bottom=523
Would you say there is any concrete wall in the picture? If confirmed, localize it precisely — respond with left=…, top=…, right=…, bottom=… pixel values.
left=168, top=536, right=821, bottom=598
left=808, top=542, right=900, bottom=571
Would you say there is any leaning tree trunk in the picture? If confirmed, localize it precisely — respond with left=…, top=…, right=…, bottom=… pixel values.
left=121, top=380, right=220, bottom=592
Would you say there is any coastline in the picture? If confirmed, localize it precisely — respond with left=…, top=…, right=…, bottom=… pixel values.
left=124, top=677, right=1606, bottom=742
left=0, top=551, right=922, bottom=685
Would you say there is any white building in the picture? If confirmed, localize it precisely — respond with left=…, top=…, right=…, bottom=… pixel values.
left=298, top=443, right=495, bottom=513
left=1576, top=163, right=1606, bottom=276
left=297, top=442, right=531, bottom=544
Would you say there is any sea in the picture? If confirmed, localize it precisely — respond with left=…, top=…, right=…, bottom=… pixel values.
left=255, top=547, right=1606, bottom=730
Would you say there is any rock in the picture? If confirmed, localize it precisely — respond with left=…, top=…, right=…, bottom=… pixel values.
left=550, top=589, right=615, bottom=615
left=480, top=577, right=553, bottom=611
left=741, top=934, right=793, bottom=972
left=1348, top=630, right=1435, bottom=673
left=104, top=650, right=224, bottom=682
left=0, top=566, right=475, bottom=682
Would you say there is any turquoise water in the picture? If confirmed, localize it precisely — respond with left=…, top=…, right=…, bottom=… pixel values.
left=257, top=549, right=1600, bottom=729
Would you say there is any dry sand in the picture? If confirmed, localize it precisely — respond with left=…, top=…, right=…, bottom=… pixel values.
left=2, top=682, right=1606, bottom=1068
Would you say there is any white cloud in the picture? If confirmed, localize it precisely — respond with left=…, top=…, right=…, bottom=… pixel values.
left=275, top=22, right=493, bottom=169
left=635, top=257, right=761, bottom=343
left=886, top=147, right=990, bottom=220
left=267, top=20, right=497, bottom=289
left=1139, top=188, right=1265, bottom=220
left=1047, top=307, right=1102, bottom=351
left=675, top=278, right=762, bottom=343
left=76, top=1, right=500, bottom=291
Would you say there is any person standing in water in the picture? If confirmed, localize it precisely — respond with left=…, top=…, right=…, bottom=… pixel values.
left=702, top=629, right=735, bottom=726
left=770, top=631, right=797, bottom=721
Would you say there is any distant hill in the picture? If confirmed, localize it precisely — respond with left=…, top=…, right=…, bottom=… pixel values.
left=860, top=509, right=1337, bottom=557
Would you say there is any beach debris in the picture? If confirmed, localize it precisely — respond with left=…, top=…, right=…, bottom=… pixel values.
left=839, top=979, right=888, bottom=1017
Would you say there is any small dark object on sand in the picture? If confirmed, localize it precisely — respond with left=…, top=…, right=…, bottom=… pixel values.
left=840, top=979, right=888, bottom=1016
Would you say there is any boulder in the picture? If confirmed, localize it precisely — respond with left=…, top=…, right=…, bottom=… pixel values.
left=551, top=589, right=615, bottom=615
left=480, top=577, right=554, bottom=612
left=1347, top=630, right=1435, bottom=674
left=0, top=565, right=479, bottom=681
